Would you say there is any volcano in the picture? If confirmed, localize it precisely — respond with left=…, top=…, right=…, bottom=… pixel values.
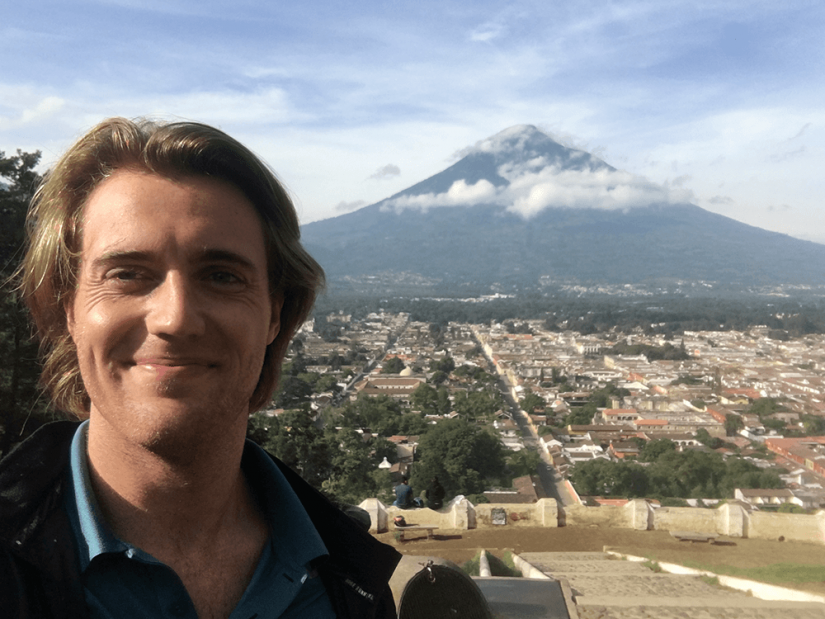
left=301, top=125, right=825, bottom=291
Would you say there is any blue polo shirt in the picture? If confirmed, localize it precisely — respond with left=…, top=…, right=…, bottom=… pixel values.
left=65, top=421, right=336, bottom=619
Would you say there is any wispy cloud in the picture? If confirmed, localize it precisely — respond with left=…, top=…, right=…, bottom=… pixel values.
left=0, top=87, right=65, bottom=130
left=789, top=122, right=811, bottom=141
left=707, top=195, right=734, bottom=205
left=767, top=146, right=806, bottom=163
left=470, top=21, right=505, bottom=43
left=368, top=164, right=401, bottom=180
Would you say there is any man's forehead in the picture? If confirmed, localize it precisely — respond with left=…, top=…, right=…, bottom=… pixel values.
left=79, top=169, right=269, bottom=261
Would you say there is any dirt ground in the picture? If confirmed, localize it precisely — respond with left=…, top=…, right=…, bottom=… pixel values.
left=373, top=525, right=825, bottom=594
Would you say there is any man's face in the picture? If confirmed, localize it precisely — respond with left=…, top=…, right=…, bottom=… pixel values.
left=67, top=169, right=280, bottom=456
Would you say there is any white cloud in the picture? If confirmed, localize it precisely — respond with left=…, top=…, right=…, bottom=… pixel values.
left=504, top=166, right=694, bottom=217
left=383, top=178, right=497, bottom=213
left=382, top=160, right=694, bottom=217
left=767, top=146, right=806, bottom=163
left=469, top=22, right=504, bottom=43
left=368, top=164, right=401, bottom=180
left=457, top=124, right=540, bottom=158
left=136, top=87, right=295, bottom=126
left=0, top=87, right=65, bottom=130
left=707, top=195, right=734, bottom=205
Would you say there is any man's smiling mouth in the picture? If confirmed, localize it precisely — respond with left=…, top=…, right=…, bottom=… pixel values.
left=131, top=358, right=218, bottom=378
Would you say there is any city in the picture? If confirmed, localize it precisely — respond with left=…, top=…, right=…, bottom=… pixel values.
left=257, top=310, right=825, bottom=512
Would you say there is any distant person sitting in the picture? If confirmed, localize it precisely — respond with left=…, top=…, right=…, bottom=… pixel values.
left=394, top=477, right=413, bottom=508
left=426, top=476, right=446, bottom=510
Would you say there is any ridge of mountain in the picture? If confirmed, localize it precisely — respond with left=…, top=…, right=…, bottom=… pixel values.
left=302, top=126, right=825, bottom=289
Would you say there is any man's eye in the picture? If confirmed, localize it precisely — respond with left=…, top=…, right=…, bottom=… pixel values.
left=209, top=271, right=242, bottom=285
left=109, top=269, right=141, bottom=281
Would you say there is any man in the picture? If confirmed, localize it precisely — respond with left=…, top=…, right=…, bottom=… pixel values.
left=0, top=118, right=400, bottom=618
left=393, top=477, right=413, bottom=509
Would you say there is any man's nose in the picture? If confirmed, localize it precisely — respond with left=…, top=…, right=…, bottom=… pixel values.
left=145, top=272, right=205, bottom=337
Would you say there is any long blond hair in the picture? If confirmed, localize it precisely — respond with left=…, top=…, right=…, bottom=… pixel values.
left=19, top=117, right=324, bottom=418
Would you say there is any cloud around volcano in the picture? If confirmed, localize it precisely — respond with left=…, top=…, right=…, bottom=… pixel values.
left=382, top=158, right=695, bottom=217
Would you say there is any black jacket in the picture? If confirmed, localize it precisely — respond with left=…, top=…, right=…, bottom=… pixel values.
left=0, top=421, right=401, bottom=618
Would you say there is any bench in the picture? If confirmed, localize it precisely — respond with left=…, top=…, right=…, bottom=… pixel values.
left=395, top=525, right=439, bottom=541
left=670, top=531, right=719, bottom=543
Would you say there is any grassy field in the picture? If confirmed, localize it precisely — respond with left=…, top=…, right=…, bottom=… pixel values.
left=374, top=525, right=825, bottom=594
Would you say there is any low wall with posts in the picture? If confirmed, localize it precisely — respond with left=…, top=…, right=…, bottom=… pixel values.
left=359, top=496, right=825, bottom=545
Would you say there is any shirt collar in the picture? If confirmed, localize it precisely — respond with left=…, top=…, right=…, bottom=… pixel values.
left=65, top=421, right=328, bottom=572
left=66, top=420, right=125, bottom=571
left=241, top=439, right=329, bottom=569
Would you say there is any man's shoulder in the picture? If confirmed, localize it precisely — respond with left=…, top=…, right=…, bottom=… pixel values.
left=0, top=421, right=87, bottom=619
left=0, top=420, right=79, bottom=539
left=262, top=451, right=401, bottom=614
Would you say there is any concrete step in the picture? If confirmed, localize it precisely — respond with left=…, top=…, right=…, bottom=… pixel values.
left=472, top=577, right=570, bottom=619
left=517, top=551, right=825, bottom=618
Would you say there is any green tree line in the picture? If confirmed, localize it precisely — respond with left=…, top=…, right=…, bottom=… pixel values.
left=0, top=150, right=56, bottom=457
left=570, top=439, right=783, bottom=500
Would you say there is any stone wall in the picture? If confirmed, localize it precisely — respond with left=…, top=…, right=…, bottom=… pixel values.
left=360, top=496, right=825, bottom=546
left=474, top=499, right=558, bottom=527
left=564, top=503, right=631, bottom=529
left=749, top=510, right=825, bottom=543
left=653, top=505, right=720, bottom=534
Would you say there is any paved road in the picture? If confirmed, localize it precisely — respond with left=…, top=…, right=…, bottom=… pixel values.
left=495, top=376, right=576, bottom=507
left=471, top=326, right=576, bottom=506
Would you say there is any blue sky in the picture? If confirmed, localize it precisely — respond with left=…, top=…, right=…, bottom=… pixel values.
left=3, top=1, right=824, bottom=242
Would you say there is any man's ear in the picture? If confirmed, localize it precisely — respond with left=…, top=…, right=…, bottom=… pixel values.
left=65, top=299, right=76, bottom=341
left=268, top=292, right=283, bottom=345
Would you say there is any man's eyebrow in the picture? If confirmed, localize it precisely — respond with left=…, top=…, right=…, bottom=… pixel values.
left=90, top=249, right=258, bottom=270
left=91, top=250, right=152, bottom=268
left=196, top=249, right=257, bottom=271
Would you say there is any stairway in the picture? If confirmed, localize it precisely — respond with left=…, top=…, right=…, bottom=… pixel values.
left=518, top=551, right=825, bottom=619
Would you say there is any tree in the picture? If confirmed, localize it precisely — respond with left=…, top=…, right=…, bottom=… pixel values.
left=520, top=390, right=545, bottom=413
left=725, top=413, right=744, bottom=436
left=695, top=428, right=723, bottom=449
left=411, top=383, right=439, bottom=414
left=0, top=150, right=51, bottom=457
left=381, top=356, right=406, bottom=374
left=430, top=370, right=448, bottom=385
left=802, top=414, right=825, bottom=436
left=314, top=373, right=341, bottom=394
left=507, top=449, right=541, bottom=478
left=762, top=417, right=787, bottom=432
left=453, top=390, right=500, bottom=421
left=323, top=428, right=386, bottom=505
left=436, top=387, right=452, bottom=415
left=337, top=394, right=404, bottom=436
left=639, top=439, right=676, bottom=462
left=429, top=356, right=455, bottom=373
left=248, top=410, right=334, bottom=491
left=397, top=412, right=430, bottom=435
left=748, top=397, right=787, bottom=417
left=322, top=428, right=397, bottom=505
left=570, top=459, right=647, bottom=497
left=273, top=375, right=314, bottom=408
left=411, top=418, right=506, bottom=497
left=565, top=406, right=595, bottom=426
